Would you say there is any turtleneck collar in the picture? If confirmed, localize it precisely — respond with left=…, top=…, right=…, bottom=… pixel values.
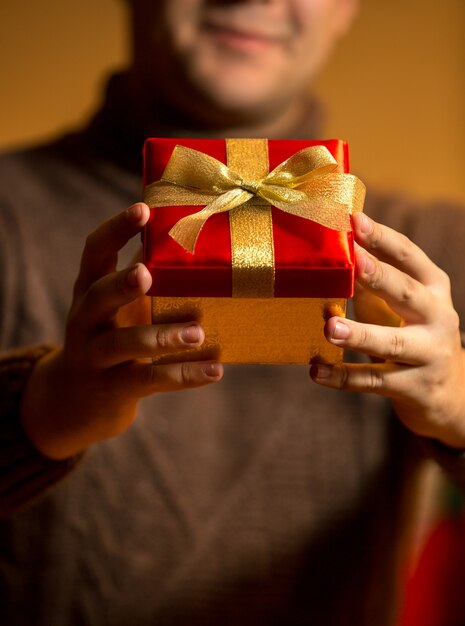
left=83, top=72, right=325, bottom=174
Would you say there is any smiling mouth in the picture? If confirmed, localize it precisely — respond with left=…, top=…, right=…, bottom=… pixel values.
left=202, top=20, right=288, bottom=53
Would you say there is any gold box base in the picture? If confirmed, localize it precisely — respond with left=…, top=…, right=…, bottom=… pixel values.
left=151, top=297, right=346, bottom=365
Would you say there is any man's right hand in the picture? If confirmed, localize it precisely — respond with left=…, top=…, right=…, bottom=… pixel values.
left=20, top=203, right=223, bottom=460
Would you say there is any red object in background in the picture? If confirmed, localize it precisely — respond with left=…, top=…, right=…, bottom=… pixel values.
left=142, top=138, right=355, bottom=298
left=400, top=515, right=465, bottom=626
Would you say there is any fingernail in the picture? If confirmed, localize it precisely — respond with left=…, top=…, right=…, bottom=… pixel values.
left=332, top=321, right=350, bottom=340
left=126, top=203, right=142, bottom=222
left=311, top=364, right=333, bottom=380
left=126, top=265, right=139, bottom=288
left=181, top=324, right=201, bottom=344
left=364, top=255, right=376, bottom=275
left=360, top=213, right=374, bottom=234
left=203, top=363, right=222, bottom=378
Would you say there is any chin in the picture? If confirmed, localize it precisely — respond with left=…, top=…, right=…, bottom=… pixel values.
left=189, top=71, right=290, bottom=123
left=172, top=45, right=304, bottom=126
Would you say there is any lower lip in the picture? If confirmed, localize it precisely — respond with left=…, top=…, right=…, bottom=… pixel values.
left=206, top=26, right=279, bottom=54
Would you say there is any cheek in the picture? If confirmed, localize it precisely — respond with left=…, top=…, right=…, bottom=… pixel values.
left=289, top=0, right=321, bottom=27
left=290, top=0, right=338, bottom=42
left=285, top=2, right=320, bottom=57
left=289, top=0, right=341, bottom=65
left=165, top=0, right=204, bottom=49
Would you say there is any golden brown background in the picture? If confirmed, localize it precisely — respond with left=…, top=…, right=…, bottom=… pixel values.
left=1, top=0, right=464, bottom=203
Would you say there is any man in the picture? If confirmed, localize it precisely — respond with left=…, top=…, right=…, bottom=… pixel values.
left=1, top=1, right=464, bottom=624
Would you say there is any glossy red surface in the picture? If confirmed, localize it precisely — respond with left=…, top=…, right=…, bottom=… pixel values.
left=143, top=138, right=354, bottom=297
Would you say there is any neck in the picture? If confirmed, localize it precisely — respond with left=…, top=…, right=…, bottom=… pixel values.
left=127, top=66, right=317, bottom=139
left=85, top=72, right=324, bottom=172
left=176, top=96, right=311, bottom=140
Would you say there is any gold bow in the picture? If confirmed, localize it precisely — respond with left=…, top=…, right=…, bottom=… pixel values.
left=144, top=144, right=366, bottom=253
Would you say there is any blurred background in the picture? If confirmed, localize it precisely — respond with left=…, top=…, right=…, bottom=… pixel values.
left=1, top=0, right=464, bottom=202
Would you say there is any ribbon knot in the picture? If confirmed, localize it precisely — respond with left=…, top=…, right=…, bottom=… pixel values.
left=241, top=179, right=261, bottom=195
left=144, top=143, right=366, bottom=254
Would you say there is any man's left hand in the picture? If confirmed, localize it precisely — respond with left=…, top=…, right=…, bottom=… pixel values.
left=310, top=212, right=465, bottom=449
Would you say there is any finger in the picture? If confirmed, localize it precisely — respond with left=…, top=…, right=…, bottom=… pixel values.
left=355, top=247, right=434, bottom=323
left=75, top=203, right=150, bottom=295
left=110, top=360, right=224, bottom=395
left=91, top=322, right=206, bottom=368
left=324, top=316, right=429, bottom=365
left=72, top=263, right=152, bottom=330
left=353, top=213, right=448, bottom=291
left=310, top=360, right=412, bottom=397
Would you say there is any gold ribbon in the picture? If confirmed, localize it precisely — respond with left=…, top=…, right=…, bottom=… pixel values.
left=144, top=139, right=365, bottom=298
left=144, top=141, right=366, bottom=254
left=227, top=139, right=275, bottom=297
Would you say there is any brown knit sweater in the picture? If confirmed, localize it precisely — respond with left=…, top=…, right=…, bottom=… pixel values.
left=1, top=74, right=465, bottom=626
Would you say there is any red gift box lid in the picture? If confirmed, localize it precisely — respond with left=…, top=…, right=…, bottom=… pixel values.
left=143, top=138, right=355, bottom=298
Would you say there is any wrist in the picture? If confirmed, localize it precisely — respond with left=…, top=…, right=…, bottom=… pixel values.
left=20, top=347, right=139, bottom=460
left=20, top=348, right=92, bottom=460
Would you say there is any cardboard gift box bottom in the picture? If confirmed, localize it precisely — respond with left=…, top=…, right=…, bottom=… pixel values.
left=143, top=137, right=363, bottom=365
left=151, top=297, right=346, bottom=365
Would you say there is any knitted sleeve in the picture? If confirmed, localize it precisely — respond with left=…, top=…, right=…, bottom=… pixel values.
left=0, top=345, right=83, bottom=518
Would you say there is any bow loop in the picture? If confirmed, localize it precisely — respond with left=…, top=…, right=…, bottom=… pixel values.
left=161, top=144, right=242, bottom=193
left=265, top=144, right=338, bottom=187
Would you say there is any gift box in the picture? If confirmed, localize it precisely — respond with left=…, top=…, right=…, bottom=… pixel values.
left=142, top=138, right=365, bottom=364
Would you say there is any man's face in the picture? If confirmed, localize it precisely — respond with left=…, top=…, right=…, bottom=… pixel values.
left=134, top=0, right=357, bottom=121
